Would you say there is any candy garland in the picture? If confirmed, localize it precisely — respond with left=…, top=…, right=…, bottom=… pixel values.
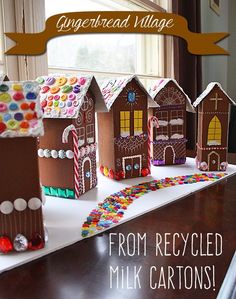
left=62, top=125, right=80, bottom=199
left=81, top=173, right=227, bottom=237
left=148, top=116, right=159, bottom=173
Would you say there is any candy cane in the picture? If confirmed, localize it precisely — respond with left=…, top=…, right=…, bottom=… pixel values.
left=62, top=125, right=80, bottom=199
left=148, top=116, right=159, bottom=174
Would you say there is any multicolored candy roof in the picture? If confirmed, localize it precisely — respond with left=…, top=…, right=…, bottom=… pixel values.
left=37, top=74, right=105, bottom=118
left=193, top=82, right=235, bottom=107
left=0, top=81, right=43, bottom=138
left=149, top=78, right=195, bottom=113
left=101, top=75, right=157, bottom=111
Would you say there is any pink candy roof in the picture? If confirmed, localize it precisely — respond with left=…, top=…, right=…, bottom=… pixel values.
left=101, top=75, right=157, bottom=111
left=37, top=74, right=105, bottom=119
left=0, top=81, right=43, bottom=138
left=149, top=78, right=195, bottom=113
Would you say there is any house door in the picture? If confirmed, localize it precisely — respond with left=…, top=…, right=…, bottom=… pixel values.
left=164, top=146, right=175, bottom=165
left=82, top=157, right=92, bottom=194
left=208, top=151, right=220, bottom=171
left=122, top=155, right=142, bottom=179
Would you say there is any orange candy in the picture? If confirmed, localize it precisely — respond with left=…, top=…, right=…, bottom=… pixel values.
left=25, top=113, right=34, bottom=121
left=20, top=103, right=29, bottom=110
left=20, top=121, right=29, bottom=129
left=68, top=77, right=77, bottom=85
left=50, top=86, right=60, bottom=94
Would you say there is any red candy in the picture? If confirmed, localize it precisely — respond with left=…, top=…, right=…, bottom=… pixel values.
left=141, top=168, right=149, bottom=177
left=13, top=92, right=24, bottom=101
left=0, top=122, right=6, bottom=133
left=28, top=233, right=44, bottom=250
left=108, top=169, right=114, bottom=179
left=29, top=102, right=36, bottom=110
left=99, top=166, right=104, bottom=174
left=41, top=86, right=50, bottom=93
left=0, top=236, right=13, bottom=253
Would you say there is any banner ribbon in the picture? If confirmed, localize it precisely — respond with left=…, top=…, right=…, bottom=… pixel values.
left=5, top=12, right=229, bottom=56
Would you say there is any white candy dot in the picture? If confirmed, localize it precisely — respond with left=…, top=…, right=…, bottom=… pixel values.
left=14, top=198, right=27, bottom=211
left=38, top=149, right=44, bottom=158
left=66, top=150, right=74, bottom=159
left=58, top=150, right=66, bottom=159
left=43, top=149, right=51, bottom=158
left=51, top=150, right=58, bottom=159
left=1, top=201, right=14, bottom=214
left=28, top=197, right=42, bottom=210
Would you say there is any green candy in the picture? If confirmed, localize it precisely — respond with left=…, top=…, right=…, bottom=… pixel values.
left=0, top=84, right=9, bottom=92
left=61, top=85, right=73, bottom=93
left=36, top=77, right=45, bottom=84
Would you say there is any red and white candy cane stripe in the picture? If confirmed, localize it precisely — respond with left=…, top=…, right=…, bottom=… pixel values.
left=148, top=116, right=159, bottom=174
left=62, top=125, right=80, bottom=199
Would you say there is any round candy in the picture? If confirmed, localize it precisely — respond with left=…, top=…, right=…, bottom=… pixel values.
left=0, top=201, right=14, bottom=214
left=0, top=103, right=7, bottom=112
left=67, top=101, right=72, bottom=107
left=28, top=197, right=42, bottom=210
left=43, top=149, right=51, bottom=158
left=68, top=94, right=75, bottom=101
left=0, top=236, right=13, bottom=253
left=58, top=150, right=66, bottom=159
left=3, top=113, right=12, bottom=122
left=29, top=102, right=36, bottom=110
left=54, top=95, right=60, bottom=101
left=50, top=86, right=60, bottom=94
left=21, top=103, right=29, bottom=110
left=41, top=86, right=50, bottom=93
left=0, top=84, right=9, bottom=92
left=13, top=234, right=28, bottom=252
left=20, top=121, right=29, bottom=129
left=12, top=84, right=23, bottom=91
left=24, top=82, right=34, bottom=92
left=41, top=100, right=47, bottom=108
left=28, top=233, right=44, bottom=250
left=56, top=77, right=67, bottom=86
left=9, top=103, right=18, bottom=111
left=25, top=113, right=34, bottom=121
left=54, top=101, right=59, bottom=107
left=36, top=77, right=45, bottom=84
left=14, top=113, right=24, bottom=121
left=0, top=93, right=11, bottom=103
left=26, top=92, right=37, bottom=100
left=73, top=85, right=80, bottom=93
left=38, top=149, right=44, bottom=158
left=51, top=150, right=58, bottom=159
left=68, top=77, right=77, bottom=85
left=141, top=168, right=149, bottom=177
left=61, top=94, right=67, bottom=101
left=66, top=150, right=74, bottom=159
left=6, top=119, right=19, bottom=130
left=103, top=167, right=109, bottom=177
left=66, top=107, right=75, bottom=117
left=13, top=92, right=24, bottom=101
left=14, top=198, right=27, bottom=211
left=0, top=122, right=6, bottom=133
left=59, top=101, right=65, bottom=108
left=61, top=85, right=73, bottom=93
left=45, top=77, right=55, bottom=85
left=78, top=77, right=86, bottom=85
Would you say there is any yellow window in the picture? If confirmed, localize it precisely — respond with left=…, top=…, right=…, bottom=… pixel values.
left=134, top=110, right=143, bottom=136
left=120, top=111, right=130, bottom=137
left=207, top=116, right=222, bottom=145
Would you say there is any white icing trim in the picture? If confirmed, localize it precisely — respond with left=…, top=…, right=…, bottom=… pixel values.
left=169, top=118, right=184, bottom=125
left=158, top=120, right=168, bottom=126
left=156, top=135, right=169, bottom=141
left=193, top=82, right=236, bottom=107
left=38, top=148, right=74, bottom=159
left=207, top=140, right=221, bottom=146
left=170, top=133, right=184, bottom=139
left=148, top=78, right=195, bottom=113
left=207, top=151, right=220, bottom=170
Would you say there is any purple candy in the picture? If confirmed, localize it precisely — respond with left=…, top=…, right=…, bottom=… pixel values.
left=46, top=77, right=55, bottom=85
left=73, top=85, right=80, bottom=93
left=14, top=112, right=24, bottom=121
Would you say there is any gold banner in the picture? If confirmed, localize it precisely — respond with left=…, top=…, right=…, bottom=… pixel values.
left=5, top=12, right=229, bottom=56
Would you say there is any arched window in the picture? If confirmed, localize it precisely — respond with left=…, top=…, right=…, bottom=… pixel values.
left=207, top=116, right=222, bottom=146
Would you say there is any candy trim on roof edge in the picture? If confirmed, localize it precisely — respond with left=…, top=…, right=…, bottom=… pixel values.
left=149, top=78, right=195, bottom=113
left=193, top=82, right=236, bottom=107
left=101, top=75, right=157, bottom=111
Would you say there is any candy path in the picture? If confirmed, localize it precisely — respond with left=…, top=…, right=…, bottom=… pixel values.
left=81, top=173, right=227, bottom=237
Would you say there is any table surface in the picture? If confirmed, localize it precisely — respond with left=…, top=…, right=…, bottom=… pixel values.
left=0, top=175, right=236, bottom=299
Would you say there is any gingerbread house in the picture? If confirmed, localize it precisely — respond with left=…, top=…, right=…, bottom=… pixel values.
left=98, top=75, right=157, bottom=180
left=193, top=82, right=235, bottom=171
left=37, top=75, right=105, bottom=199
left=149, top=79, right=194, bottom=166
left=0, top=80, right=45, bottom=253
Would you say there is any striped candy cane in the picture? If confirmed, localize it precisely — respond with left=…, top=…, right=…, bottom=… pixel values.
left=62, top=125, right=80, bottom=199
left=148, top=116, right=159, bottom=174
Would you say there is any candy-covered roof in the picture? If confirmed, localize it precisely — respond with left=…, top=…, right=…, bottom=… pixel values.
left=193, top=82, right=235, bottom=107
left=0, top=81, right=44, bottom=138
left=37, top=74, right=105, bottom=118
left=149, top=78, right=195, bottom=113
left=101, top=75, right=157, bottom=111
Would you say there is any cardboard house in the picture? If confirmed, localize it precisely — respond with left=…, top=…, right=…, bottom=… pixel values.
left=98, top=75, right=157, bottom=180
left=193, top=82, right=235, bottom=171
left=37, top=75, right=105, bottom=199
left=149, top=79, right=194, bottom=166
left=0, top=80, right=45, bottom=253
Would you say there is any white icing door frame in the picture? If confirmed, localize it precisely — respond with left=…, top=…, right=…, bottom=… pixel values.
left=122, top=154, right=142, bottom=178
left=82, top=156, right=92, bottom=194
left=164, top=145, right=175, bottom=164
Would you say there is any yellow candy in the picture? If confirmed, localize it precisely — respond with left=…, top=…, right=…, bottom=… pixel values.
left=56, top=77, right=67, bottom=86
left=0, top=93, right=11, bottom=103
left=61, top=94, right=67, bottom=101
left=12, top=84, right=23, bottom=91
left=103, top=167, right=109, bottom=177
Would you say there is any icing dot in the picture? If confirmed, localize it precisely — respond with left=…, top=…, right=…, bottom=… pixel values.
left=14, top=198, right=27, bottom=211
left=51, top=150, right=58, bottom=159
left=28, top=197, right=42, bottom=210
left=66, top=150, right=74, bottom=159
left=0, top=201, right=14, bottom=214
